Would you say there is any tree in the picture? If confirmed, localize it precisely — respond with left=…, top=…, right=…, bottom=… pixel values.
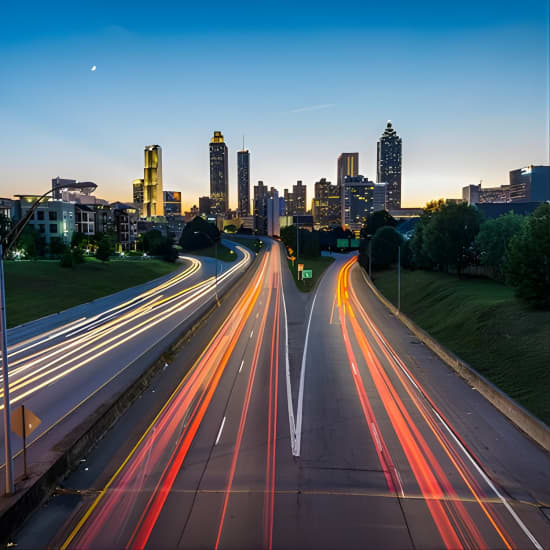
left=49, top=237, right=67, bottom=257
left=96, top=237, right=112, bottom=262
left=504, top=203, right=550, bottom=308
left=475, top=213, right=526, bottom=280
left=15, top=226, right=46, bottom=258
left=180, top=217, right=220, bottom=251
left=408, top=199, right=446, bottom=270
left=0, top=214, right=13, bottom=243
left=371, top=226, right=404, bottom=269
left=360, top=210, right=397, bottom=239
left=422, top=202, right=481, bottom=275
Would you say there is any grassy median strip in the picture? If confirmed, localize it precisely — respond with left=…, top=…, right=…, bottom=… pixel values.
left=5, top=258, right=179, bottom=328
left=372, top=269, right=550, bottom=425
left=287, top=256, right=335, bottom=292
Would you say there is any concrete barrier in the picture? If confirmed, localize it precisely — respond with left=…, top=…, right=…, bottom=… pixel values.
left=359, top=265, right=550, bottom=455
left=0, top=249, right=262, bottom=544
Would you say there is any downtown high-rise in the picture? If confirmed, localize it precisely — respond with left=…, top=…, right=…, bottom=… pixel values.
left=210, top=131, right=229, bottom=214
left=377, top=121, right=402, bottom=210
left=337, top=153, right=359, bottom=189
left=237, top=149, right=250, bottom=216
left=136, top=145, right=163, bottom=218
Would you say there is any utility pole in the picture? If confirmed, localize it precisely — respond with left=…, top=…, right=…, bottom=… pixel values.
left=0, top=245, right=14, bottom=495
left=368, top=239, right=372, bottom=279
left=397, top=245, right=401, bottom=314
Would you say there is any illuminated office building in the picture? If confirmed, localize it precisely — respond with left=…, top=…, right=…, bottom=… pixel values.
left=337, top=153, right=359, bottom=189
left=210, top=131, right=229, bottom=214
left=341, top=175, right=375, bottom=232
left=377, top=121, right=402, bottom=209
left=133, top=178, right=144, bottom=206
left=143, top=145, right=164, bottom=218
left=293, top=180, right=307, bottom=214
left=237, top=149, right=250, bottom=216
left=313, top=178, right=340, bottom=227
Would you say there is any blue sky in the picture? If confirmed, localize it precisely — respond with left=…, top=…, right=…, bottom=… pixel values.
left=1, top=0, right=548, bottom=208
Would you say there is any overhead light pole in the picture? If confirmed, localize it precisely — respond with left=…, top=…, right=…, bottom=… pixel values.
left=1, top=181, right=96, bottom=495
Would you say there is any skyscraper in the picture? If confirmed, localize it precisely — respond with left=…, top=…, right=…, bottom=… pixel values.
left=377, top=121, right=402, bottom=210
left=337, top=153, right=359, bottom=189
left=341, top=175, right=375, bottom=233
left=210, top=131, right=229, bottom=214
left=143, top=145, right=164, bottom=218
left=293, top=180, right=307, bottom=214
left=237, top=149, right=250, bottom=216
left=133, top=179, right=144, bottom=206
left=254, top=180, right=269, bottom=234
left=313, top=178, right=340, bottom=227
left=283, top=189, right=294, bottom=216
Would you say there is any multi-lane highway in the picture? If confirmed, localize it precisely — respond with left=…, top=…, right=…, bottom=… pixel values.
left=15, top=240, right=550, bottom=549
left=0, top=242, right=252, bottom=482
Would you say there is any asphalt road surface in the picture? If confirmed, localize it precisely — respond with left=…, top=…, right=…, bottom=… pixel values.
left=18, top=243, right=550, bottom=549
left=0, top=242, right=252, bottom=485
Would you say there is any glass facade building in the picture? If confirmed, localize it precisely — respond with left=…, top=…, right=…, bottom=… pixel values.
left=143, top=145, right=164, bottom=218
left=210, top=131, right=229, bottom=214
left=237, top=149, right=250, bottom=216
left=377, top=121, right=402, bottom=210
left=509, top=166, right=550, bottom=203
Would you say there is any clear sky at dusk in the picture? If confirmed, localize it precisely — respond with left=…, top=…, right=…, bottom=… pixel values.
left=1, top=0, right=548, bottom=209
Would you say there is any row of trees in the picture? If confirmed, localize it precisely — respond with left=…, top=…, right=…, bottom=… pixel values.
left=358, top=202, right=550, bottom=309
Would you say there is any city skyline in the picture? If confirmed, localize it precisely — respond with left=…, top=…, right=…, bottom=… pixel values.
left=2, top=1, right=548, bottom=210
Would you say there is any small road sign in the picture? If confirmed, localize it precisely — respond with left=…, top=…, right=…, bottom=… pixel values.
left=11, top=405, right=41, bottom=479
left=302, top=269, right=313, bottom=279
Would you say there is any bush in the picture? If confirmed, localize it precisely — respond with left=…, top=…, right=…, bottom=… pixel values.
left=504, top=203, right=550, bottom=308
left=96, top=238, right=112, bottom=262
left=72, top=247, right=85, bottom=264
left=49, top=237, right=67, bottom=257
left=60, top=249, right=74, bottom=268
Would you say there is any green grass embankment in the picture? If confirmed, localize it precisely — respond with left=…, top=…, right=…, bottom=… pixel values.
left=5, top=258, right=179, bottom=328
left=373, top=269, right=550, bottom=424
left=287, top=256, right=335, bottom=292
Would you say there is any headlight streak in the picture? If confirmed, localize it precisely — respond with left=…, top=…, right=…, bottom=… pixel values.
left=5, top=258, right=201, bottom=362
left=61, top=249, right=267, bottom=550
left=0, top=250, right=250, bottom=413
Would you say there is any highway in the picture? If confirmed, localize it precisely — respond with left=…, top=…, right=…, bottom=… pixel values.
left=0, top=242, right=252, bottom=481
left=18, top=242, right=550, bottom=549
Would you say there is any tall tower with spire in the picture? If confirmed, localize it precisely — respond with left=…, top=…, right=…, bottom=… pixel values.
left=377, top=121, right=402, bottom=210
left=210, top=131, right=229, bottom=214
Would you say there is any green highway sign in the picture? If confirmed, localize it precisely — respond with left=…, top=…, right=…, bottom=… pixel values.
left=350, top=239, right=360, bottom=248
left=336, top=238, right=349, bottom=248
left=302, top=269, right=312, bottom=279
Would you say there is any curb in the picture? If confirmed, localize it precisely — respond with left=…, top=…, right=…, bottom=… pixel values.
left=358, top=265, right=550, bottom=455
left=0, top=249, right=262, bottom=544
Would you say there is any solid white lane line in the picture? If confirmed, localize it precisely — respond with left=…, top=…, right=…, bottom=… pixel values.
left=294, top=289, right=319, bottom=457
left=250, top=330, right=254, bottom=339
left=215, top=417, right=226, bottom=445
left=239, top=360, right=244, bottom=373
left=371, top=422, right=383, bottom=452
left=352, top=363, right=358, bottom=375
left=281, top=270, right=297, bottom=455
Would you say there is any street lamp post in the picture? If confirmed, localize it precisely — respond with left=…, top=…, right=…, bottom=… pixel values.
left=1, top=181, right=96, bottom=495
